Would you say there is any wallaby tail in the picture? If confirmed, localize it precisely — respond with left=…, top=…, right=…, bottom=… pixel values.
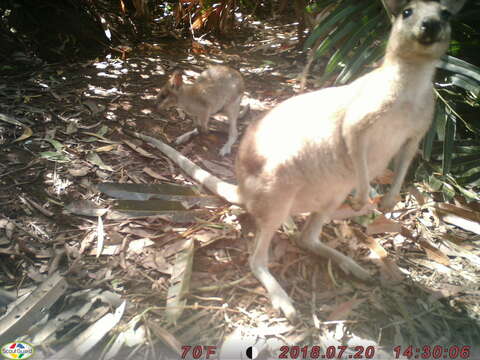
left=128, top=130, right=242, bottom=205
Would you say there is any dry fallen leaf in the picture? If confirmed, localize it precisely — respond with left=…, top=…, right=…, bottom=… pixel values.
left=123, top=138, right=158, bottom=158
left=364, top=236, right=404, bottom=283
left=166, top=238, right=194, bottom=324
left=418, top=239, right=451, bottom=266
left=366, top=215, right=402, bottom=235
left=199, top=158, right=234, bottom=178
left=143, top=166, right=169, bottom=180
left=64, top=200, right=108, bottom=217
left=68, top=166, right=91, bottom=177
left=326, top=297, right=365, bottom=321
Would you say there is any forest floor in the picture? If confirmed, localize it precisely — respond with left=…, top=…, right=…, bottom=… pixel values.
left=0, top=14, right=480, bottom=360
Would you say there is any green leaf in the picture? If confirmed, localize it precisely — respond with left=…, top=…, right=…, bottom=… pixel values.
left=422, top=104, right=440, bottom=161
left=314, top=20, right=358, bottom=60
left=457, top=171, right=480, bottom=187
left=304, top=2, right=365, bottom=50
left=442, top=114, right=456, bottom=175
left=441, top=181, right=456, bottom=200
left=337, top=36, right=386, bottom=84
left=440, top=55, right=480, bottom=83
left=450, top=154, right=480, bottom=168
left=455, top=145, right=480, bottom=154
left=44, top=138, right=64, bottom=152
left=39, top=151, right=69, bottom=162
left=449, top=74, right=480, bottom=97
left=446, top=175, right=480, bottom=200
left=325, top=12, right=386, bottom=75
left=428, top=174, right=443, bottom=191
left=455, top=185, right=480, bottom=201
left=435, top=103, right=447, bottom=141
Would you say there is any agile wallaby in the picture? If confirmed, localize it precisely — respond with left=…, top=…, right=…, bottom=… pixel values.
left=157, top=65, right=244, bottom=156
left=138, top=0, right=466, bottom=321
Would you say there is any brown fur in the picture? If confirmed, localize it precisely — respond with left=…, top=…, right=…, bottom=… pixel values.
left=236, top=118, right=266, bottom=178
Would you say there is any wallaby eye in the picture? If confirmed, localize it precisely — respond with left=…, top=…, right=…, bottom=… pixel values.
left=440, top=9, right=452, bottom=21
left=402, top=8, right=413, bottom=19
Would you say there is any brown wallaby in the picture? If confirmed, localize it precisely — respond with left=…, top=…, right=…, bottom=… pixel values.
left=157, top=65, right=244, bottom=156
left=138, top=0, right=466, bottom=321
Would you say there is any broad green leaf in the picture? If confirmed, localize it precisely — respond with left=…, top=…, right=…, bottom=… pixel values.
left=442, top=115, right=456, bottom=175
left=441, top=181, right=456, bottom=200
left=325, top=12, right=386, bottom=75
left=39, top=151, right=69, bottom=162
left=455, top=145, right=480, bottom=154
left=457, top=171, right=480, bottom=187
left=449, top=74, right=480, bottom=97
left=314, top=20, right=358, bottom=60
left=428, top=174, right=443, bottom=191
left=307, top=0, right=336, bottom=14
left=304, top=2, right=365, bottom=50
left=440, top=55, right=480, bottom=83
left=422, top=104, right=440, bottom=161
left=455, top=185, right=480, bottom=201
left=435, top=103, right=447, bottom=141
left=450, top=154, right=480, bottom=168
left=335, top=39, right=373, bottom=84
left=337, top=37, right=386, bottom=84
left=44, top=138, right=64, bottom=152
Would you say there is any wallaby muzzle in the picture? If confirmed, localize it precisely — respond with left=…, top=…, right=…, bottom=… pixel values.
left=418, top=18, right=443, bottom=44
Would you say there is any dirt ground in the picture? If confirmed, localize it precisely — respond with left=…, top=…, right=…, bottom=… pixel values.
left=0, top=16, right=479, bottom=360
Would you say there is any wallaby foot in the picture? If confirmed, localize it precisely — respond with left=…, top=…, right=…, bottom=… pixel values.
left=350, top=191, right=371, bottom=211
left=378, top=193, right=398, bottom=213
left=250, top=258, right=297, bottom=321
left=298, top=212, right=371, bottom=282
left=219, top=143, right=233, bottom=157
left=269, top=286, right=297, bottom=321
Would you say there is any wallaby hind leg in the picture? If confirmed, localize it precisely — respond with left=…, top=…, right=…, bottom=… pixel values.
left=249, top=195, right=297, bottom=320
left=219, top=96, right=241, bottom=156
left=298, top=208, right=371, bottom=281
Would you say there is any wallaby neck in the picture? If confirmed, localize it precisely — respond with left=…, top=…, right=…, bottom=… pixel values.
left=178, top=83, right=195, bottom=96
left=380, top=52, right=438, bottom=94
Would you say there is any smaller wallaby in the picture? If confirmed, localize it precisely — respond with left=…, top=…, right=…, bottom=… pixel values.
left=140, top=0, right=466, bottom=322
left=157, top=65, right=244, bottom=156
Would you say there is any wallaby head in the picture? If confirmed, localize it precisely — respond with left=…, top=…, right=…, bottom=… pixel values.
left=157, top=70, right=183, bottom=110
left=385, top=0, right=466, bottom=61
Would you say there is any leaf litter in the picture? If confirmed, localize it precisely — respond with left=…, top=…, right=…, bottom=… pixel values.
left=0, top=15, right=479, bottom=360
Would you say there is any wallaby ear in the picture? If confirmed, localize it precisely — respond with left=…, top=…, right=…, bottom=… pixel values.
left=383, top=0, right=409, bottom=16
left=441, top=0, right=467, bottom=15
left=168, top=70, right=183, bottom=89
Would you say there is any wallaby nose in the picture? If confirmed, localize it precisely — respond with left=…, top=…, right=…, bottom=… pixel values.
left=419, top=19, right=441, bottom=44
